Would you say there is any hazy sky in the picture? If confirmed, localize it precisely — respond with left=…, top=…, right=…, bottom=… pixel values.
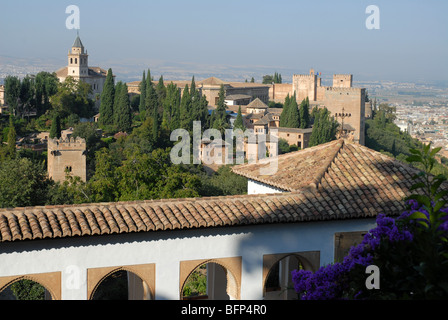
left=1, top=0, right=447, bottom=83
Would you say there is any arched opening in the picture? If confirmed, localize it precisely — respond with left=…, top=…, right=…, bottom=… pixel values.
left=0, top=278, right=52, bottom=300
left=181, top=262, right=237, bottom=300
left=91, top=269, right=152, bottom=300
left=263, top=252, right=319, bottom=300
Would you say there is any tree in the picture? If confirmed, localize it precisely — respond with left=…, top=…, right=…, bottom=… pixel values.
left=179, top=84, right=192, bottom=130
left=114, top=83, right=132, bottom=132
left=0, top=158, right=51, bottom=208
left=212, top=85, right=228, bottom=134
left=99, top=69, right=115, bottom=126
left=250, top=77, right=255, bottom=83
left=292, top=144, right=448, bottom=300
left=6, top=116, right=16, bottom=159
left=162, top=82, right=181, bottom=132
left=309, top=107, right=338, bottom=147
left=156, top=75, right=166, bottom=110
left=262, top=75, right=274, bottom=84
left=280, top=94, right=291, bottom=127
left=233, top=106, right=245, bottom=131
left=34, top=71, right=59, bottom=116
left=139, top=70, right=147, bottom=115
left=4, top=76, right=21, bottom=117
left=49, top=113, right=61, bottom=139
left=145, top=69, right=158, bottom=116
left=298, top=97, right=310, bottom=129
left=286, top=93, right=300, bottom=128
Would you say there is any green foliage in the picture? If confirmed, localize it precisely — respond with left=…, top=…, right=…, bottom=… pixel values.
left=139, top=70, right=147, bottom=115
left=50, top=76, right=94, bottom=119
left=6, top=116, right=16, bottom=159
left=0, top=158, right=51, bottom=208
left=145, top=69, right=158, bottom=118
left=10, top=280, right=45, bottom=300
left=308, top=107, right=338, bottom=147
left=183, top=264, right=207, bottom=298
left=34, top=71, right=59, bottom=116
left=210, top=85, right=229, bottom=135
left=233, top=106, right=245, bottom=131
left=262, top=73, right=282, bottom=84
left=99, top=69, right=115, bottom=126
left=49, top=114, right=61, bottom=139
left=298, top=97, right=310, bottom=129
left=113, top=82, right=132, bottom=132
left=278, top=138, right=298, bottom=154
left=199, top=165, right=247, bottom=197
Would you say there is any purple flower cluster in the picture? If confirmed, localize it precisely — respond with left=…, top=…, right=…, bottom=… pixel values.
left=291, top=212, right=414, bottom=300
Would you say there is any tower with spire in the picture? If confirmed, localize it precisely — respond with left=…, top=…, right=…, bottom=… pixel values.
left=67, top=33, right=89, bottom=78
left=55, top=33, right=109, bottom=111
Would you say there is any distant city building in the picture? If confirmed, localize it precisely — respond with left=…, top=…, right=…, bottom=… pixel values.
left=55, top=35, right=108, bottom=110
left=127, top=76, right=271, bottom=108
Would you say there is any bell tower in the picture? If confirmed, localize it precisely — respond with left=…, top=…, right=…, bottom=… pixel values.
left=67, top=33, right=89, bottom=79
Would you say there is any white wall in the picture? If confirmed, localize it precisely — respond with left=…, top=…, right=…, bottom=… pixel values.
left=248, top=179, right=285, bottom=195
left=0, top=218, right=376, bottom=300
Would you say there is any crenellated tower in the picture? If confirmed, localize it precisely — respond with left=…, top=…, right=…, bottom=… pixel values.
left=47, top=137, right=87, bottom=183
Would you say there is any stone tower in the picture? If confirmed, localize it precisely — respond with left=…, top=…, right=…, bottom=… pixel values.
left=47, top=137, right=87, bottom=183
left=332, top=74, right=353, bottom=88
left=67, top=34, right=89, bottom=79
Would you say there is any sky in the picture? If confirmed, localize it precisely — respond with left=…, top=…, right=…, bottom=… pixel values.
left=1, top=0, right=447, bottom=83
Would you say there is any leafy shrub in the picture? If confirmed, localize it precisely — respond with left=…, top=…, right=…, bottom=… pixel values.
left=291, top=143, right=448, bottom=300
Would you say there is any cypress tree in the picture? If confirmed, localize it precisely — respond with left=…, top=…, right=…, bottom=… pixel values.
left=145, top=69, right=158, bottom=116
left=152, top=107, right=159, bottom=147
left=233, top=106, right=245, bottom=131
left=299, top=97, right=310, bottom=129
left=180, top=84, right=192, bottom=130
left=162, top=82, right=181, bottom=131
left=6, top=116, right=16, bottom=158
left=114, top=83, right=132, bottom=132
left=215, top=84, right=227, bottom=122
left=99, top=68, right=115, bottom=126
left=139, top=71, right=147, bottom=115
left=309, top=108, right=338, bottom=147
left=49, top=114, right=61, bottom=139
left=280, top=94, right=291, bottom=127
left=156, top=75, right=166, bottom=109
left=287, top=93, right=300, bottom=128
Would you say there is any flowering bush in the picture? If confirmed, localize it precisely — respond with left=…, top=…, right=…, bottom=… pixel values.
left=291, top=144, right=448, bottom=300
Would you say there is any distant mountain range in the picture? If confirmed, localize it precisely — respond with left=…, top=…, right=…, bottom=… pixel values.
left=1, top=55, right=446, bottom=89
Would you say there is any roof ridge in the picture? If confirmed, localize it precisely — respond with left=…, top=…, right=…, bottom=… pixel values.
left=310, top=139, right=345, bottom=189
left=0, top=191, right=309, bottom=214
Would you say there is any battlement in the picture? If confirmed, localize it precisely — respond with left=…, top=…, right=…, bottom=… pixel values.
left=293, top=74, right=316, bottom=79
left=48, top=137, right=86, bottom=150
left=323, top=86, right=364, bottom=94
left=333, top=74, right=353, bottom=88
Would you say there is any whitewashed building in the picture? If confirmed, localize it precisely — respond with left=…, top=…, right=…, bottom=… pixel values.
left=0, top=139, right=425, bottom=300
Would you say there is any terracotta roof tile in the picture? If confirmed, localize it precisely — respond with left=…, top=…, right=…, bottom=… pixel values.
left=1, top=139, right=445, bottom=243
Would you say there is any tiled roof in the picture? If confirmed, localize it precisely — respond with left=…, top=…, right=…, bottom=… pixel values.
left=0, top=139, right=435, bottom=243
left=198, top=77, right=226, bottom=86
left=0, top=184, right=392, bottom=243
left=246, top=98, right=268, bottom=109
left=233, top=139, right=437, bottom=201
